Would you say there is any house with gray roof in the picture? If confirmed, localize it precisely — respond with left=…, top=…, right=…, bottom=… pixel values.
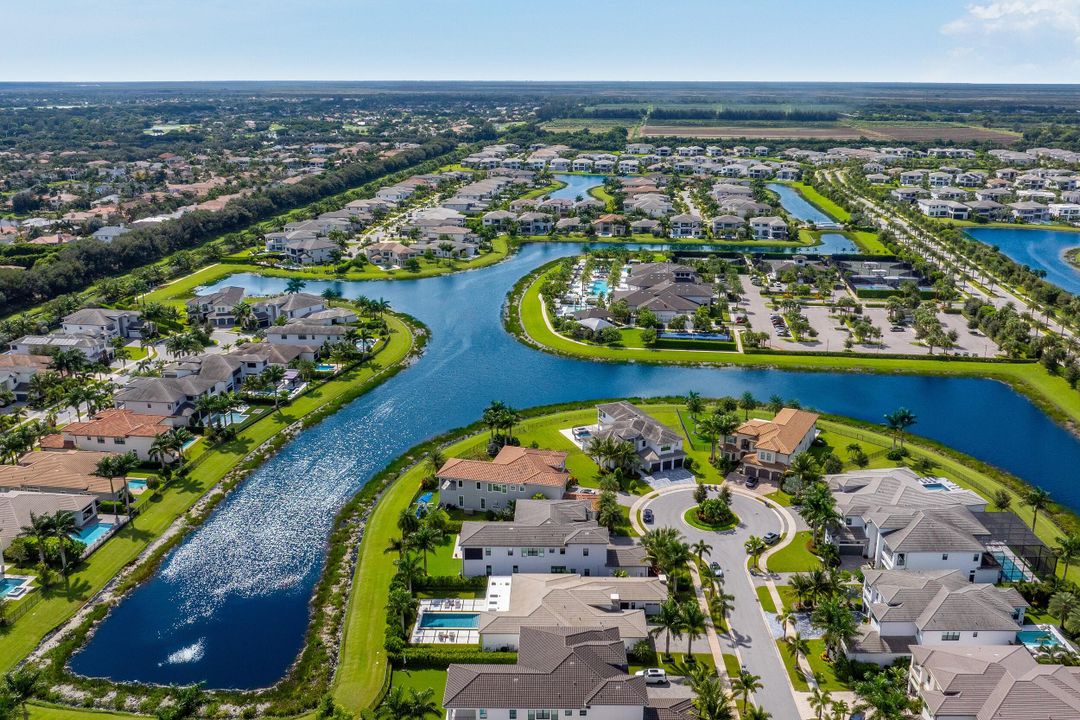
left=445, top=626, right=652, bottom=720
left=61, top=308, right=143, bottom=340
left=848, top=568, right=1027, bottom=665
left=457, top=499, right=649, bottom=577
left=909, top=645, right=1080, bottom=720
left=595, top=402, right=685, bottom=475
left=474, top=576, right=668, bottom=652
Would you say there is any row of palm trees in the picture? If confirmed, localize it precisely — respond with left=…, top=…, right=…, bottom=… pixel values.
left=148, top=427, right=195, bottom=470
left=585, top=435, right=642, bottom=476
left=482, top=400, right=521, bottom=444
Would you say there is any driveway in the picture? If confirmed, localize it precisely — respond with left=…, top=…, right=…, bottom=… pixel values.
left=640, top=487, right=801, bottom=719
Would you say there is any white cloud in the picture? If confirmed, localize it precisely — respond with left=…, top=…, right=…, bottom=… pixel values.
left=943, top=1, right=1080, bottom=41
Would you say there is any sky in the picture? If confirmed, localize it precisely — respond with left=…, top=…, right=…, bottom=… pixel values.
left=5, top=0, right=1080, bottom=83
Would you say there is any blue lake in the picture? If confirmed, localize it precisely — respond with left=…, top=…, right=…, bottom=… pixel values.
left=548, top=173, right=606, bottom=200
left=965, top=227, right=1080, bottom=295
left=767, top=182, right=840, bottom=227
left=70, top=241, right=1080, bottom=689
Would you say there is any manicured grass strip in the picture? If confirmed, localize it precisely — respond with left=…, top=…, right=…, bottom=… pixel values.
left=781, top=181, right=851, bottom=222
left=390, top=668, right=448, bottom=713
left=765, top=489, right=795, bottom=507
left=755, top=585, right=777, bottom=614
left=1, top=315, right=414, bottom=674
left=775, top=640, right=810, bottom=692
left=28, top=703, right=147, bottom=720
left=766, top=531, right=821, bottom=573
left=805, top=639, right=847, bottom=692
left=516, top=265, right=1080, bottom=431
left=720, top=652, right=741, bottom=680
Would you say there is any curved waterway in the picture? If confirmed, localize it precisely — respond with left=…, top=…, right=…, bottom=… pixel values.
left=965, top=227, right=1080, bottom=295
left=70, top=242, right=1080, bottom=689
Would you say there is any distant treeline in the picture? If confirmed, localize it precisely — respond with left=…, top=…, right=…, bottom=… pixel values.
left=649, top=108, right=840, bottom=122
left=0, top=137, right=457, bottom=313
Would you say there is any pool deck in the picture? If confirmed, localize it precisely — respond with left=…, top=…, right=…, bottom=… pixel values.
left=411, top=598, right=487, bottom=644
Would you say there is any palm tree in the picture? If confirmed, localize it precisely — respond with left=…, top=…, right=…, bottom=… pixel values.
left=165, top=427, right=194, bottom=463
left=739, top=391, right=757, bottom=420
left=394, top=553, right=424, bottom=593
left=731, top=669, right=763, bottom=712
left=1049, top=590, right=1080, bottom=629
left=1023, top=486, right=1051, bottom=531
left=149, top=434, right=172, bottom=471
left=992, top=489, right=1012, bottom=511
left=688, top=672, right=734, bottom=720
left=801, top=482, right=840, bottom=548
left=784, top=453, right=821, bottom=496
left=811, top=596, right=859, bottom=660
left=1057, top=534, right=1080, bottom=581
left=809, top=686, right=833, bottom=720
left=482, top=400, right=507, bottom=439
left=262, top=365, right=287, bottom=408
left=19, top=513, right=54, bottom=567
left=408, top=523, right=444, bottom=574
left=680, top=601, right=708, bottom=657
left=111, top=451, right=140, bottom=517
left=744, top=535, right=767, bottom=572
left=783, top=631, right=810, bottom=673
left=852, top=666, right=918, bottom=719
left=709, top=588, right=735, bottom=630
left=403, top=687, right=440, bottom=720
left=50, top=510, right=77, bottom=573
left=379, top=687, right=412, bottom=720
left=3, top=666, right=40, bottom=720
left=883, top=407, right=917, bottom=449
left=649, top=598, right=683, bottom=658
left=743, top=708, right=771, bottom=720
left=691, top=539, right=713, bottom=566
left=685, top=391, right=704, bottom=419
left=285, top=278, right=306, bottom=294
left=386, top=585, right=415, bottom=636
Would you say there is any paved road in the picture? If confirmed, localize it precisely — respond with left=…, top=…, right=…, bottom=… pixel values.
left=642, top=487, right=800, bottom=720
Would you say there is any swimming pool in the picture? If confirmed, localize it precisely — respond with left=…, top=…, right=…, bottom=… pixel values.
left=127, top=479, right=148, bottom=492
left=418, top=613, right=479, bottom=629
left=921, top=483, right=947, bottom=491
left=661, top=332, right=733, bottom=341
left=1017, top=628, right=1062, bottom=649
left=0, top=577, right=28, bottom=598
left=212, top=412, right=248, bottom=426
left=71, top=522, right=114, bottom=546
left=590, top=280, right=609, bottom=295
left=315, top=364, right=335, bottom=372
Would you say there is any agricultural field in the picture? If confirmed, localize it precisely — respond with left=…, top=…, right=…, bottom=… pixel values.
left=539, top=118, right=641, bottom=133
left=640, top=120, right=1022, bottom=143
left=641, top=123, right=867, bottom=139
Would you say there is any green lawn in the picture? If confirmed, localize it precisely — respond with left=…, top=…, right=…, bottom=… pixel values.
left=516, top=264, right=1080, bottom=433
left=629, top=652, right=715, bottom=676
left=28, top=704, right=147, bottom=720
left=1, top=315, right=415, bottom=674
left=390, top=668, right=447, bottom=712
left=755, top=585, right=777, bottom=614
left=766, top=531, right=821, bottom=573
left=425, top=536, right=461, bottom=577
left=805, top=640, right=847, bottom=692
left=775, top=640, right=810, bottom=692
left=765, top=489, right=795, bottom=506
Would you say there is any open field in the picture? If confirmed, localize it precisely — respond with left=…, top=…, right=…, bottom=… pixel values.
left=849, top=121, right=1022, bottom=143
left=642, top=124, right=866, bottom=139
left=539, top=118, right=637, bottom=133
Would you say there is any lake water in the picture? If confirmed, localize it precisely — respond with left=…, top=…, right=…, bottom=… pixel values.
left=548, top=173, right=606, bottom=200
left=70, top=241, right=1080, bottom=689
left=965, top=227, right=1080, bottom=295
left=767, top=182, right=841, bottom=227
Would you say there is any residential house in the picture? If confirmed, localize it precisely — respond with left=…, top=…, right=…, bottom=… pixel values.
left=473, top=577, right=667, bottom=652
left=710, top=214, right=743, bottom=238
left=61, top=308, right=143, bottom=340
left=186, top=286, right=246, bottom=328
left=917, top=199, right=970, bottom=220
left=0, top=490, right=101, bottom=552
left=594, top=402, right=686, bottom=474
left=0, top=353, right=51, bottom=402
left=264, top=321, right=347, bottom=347
left=364, top=241, right=419, bottom=267
left=457, top=500, right=649, bottom=578
left=437, top=446, right=569, bottom=512
left=668, top=213, right=703, bottom=238
left=1009, top=201, right=1050, bottom=223
left=91, top=225, right=130, bottom=243
left=847, top=568, right=1027, bottom=665
left=749, top=216, right=788, bottom=240
left=443, top=626, right=650, bottom=720
left=592, top=214, right=627, bottom=237
left=0, top=450, right=127, bottom=501
left=517, top=212, right=553, bottom=235
left=909, top=645, right=1080, bottom=720
left=722, top=408, right=818, bottom=483
left=9, top=334, right=110, bottom=362
left=42, top=408, right=173, bottom=462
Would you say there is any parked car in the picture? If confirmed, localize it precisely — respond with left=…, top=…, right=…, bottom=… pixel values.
left=710, top=561, right=724, bottom=579
left=744, top=476, right=759, bottom=489
left=635, top=668, right=667, bottom=685
left=763, top=532, right=780, bottom=545
left=643, top=508, right=654, bottom=524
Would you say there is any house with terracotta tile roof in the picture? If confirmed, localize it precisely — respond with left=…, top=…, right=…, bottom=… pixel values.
left=0, top=450, right=128, bottom=501
left=437, top=446, right=569, bottom=512
left=722, top=408, right=818, bottom=482
left=44, top=408, right=173, bottom=462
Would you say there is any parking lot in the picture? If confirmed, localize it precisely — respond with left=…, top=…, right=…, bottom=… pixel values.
left=738, top=282, right=996, bottom=356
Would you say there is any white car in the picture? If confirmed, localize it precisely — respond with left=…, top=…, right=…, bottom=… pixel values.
left=635, top=668, right=667, bottom=685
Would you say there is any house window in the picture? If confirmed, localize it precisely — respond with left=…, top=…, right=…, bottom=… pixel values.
left=579, top=712, right=587, bottom=717
left=96, top=437, right=105, bottom=444
left=583, top=548, right=589, bottom=557
left=484, top=548, right=491, bottom=557
left=559, top=548, right=565, bottom=555
left=564, top=712, right=572, bottom=717
left=507, top=549, right=513, bottom=556
left=942, top=554, right=949, bottom=561
left=115, top=438, right=125, bottom=445
left=973, top=554, right=980, bottom=562
left=513, top=566, right=518, bottom=573
left=458, top=496, right=464, bottom=507
left=942, top=632, right=960, bottom=641
left=510, top=713, right=517, bottom=720
left=476, top=482, right=481, bottom=490
left=479, top=711, right=487, bottom=720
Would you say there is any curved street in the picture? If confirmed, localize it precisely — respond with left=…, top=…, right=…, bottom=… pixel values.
left=638, top=486, right=800, bottom=720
